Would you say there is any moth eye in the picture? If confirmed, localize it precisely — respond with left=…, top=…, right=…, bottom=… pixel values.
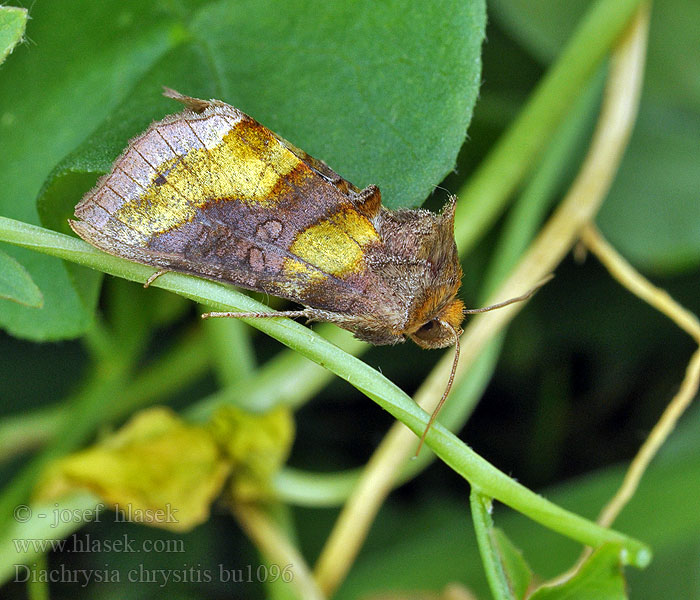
left=418, top=320, right=436, bottom=333
left=410, top=317, right=455, bottom=349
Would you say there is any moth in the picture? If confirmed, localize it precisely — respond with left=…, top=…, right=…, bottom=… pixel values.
left=70, top=88, right=540, bottom=450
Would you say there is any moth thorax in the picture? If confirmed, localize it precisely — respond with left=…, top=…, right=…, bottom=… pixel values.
left=409, top=298, right=465, bottom=349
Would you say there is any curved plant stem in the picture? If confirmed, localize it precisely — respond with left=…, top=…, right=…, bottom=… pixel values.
left=26, top=555, right=48, bottom=600
left=471, top=490, right=518, bottom=600
left=272, top=338, right=503, bottom=507
left=5, top=223, right=650, bottom=578
left=0, top=2, right=652, bottom=589
left=581, top=226, right=700, bottom=528
left=232, top=503, right=325, bottom=600
left=312, top=4, right=651, bottom=596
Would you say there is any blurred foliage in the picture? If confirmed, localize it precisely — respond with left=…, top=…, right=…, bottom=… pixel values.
left=490, top=0, right=700, bottom=273
left=1, top=0, right=699, bottom=599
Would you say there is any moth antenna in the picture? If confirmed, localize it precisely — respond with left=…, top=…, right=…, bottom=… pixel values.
left=432, top=183, right=453, bottom=196
left=414, top=321, right=461, bottom=457
left=463, top=274, right=554, bottom=315
left=413, top=275, right=553, bottom=456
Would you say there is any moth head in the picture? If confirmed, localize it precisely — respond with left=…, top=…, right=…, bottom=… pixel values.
left=408, top=297, right=465, bottom=349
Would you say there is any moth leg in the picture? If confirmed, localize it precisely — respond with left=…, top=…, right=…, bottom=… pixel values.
left=201, top=310, right=309, bottom=320
left=144, top=269, right=170, bottom=288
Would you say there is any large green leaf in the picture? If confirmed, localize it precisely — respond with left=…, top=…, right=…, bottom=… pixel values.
left=489, top=0, right=700, bottom=274
left=0, top=0, right=485, bottom=340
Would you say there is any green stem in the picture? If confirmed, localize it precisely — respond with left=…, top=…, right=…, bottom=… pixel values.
left=0, top=406, right=61, bottom=463
left=471, top=489, right=515, bottom=600
left=26, top=555, right=49, bottom=600
left=81, top=312, right=123, bottom=365
left=0, top=219, right=651, bottom=566
left=273, top=336, right=503, bottom=507
left=232, top=503, right=325, bottom=600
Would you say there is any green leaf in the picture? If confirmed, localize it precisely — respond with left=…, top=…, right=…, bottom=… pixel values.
left=0, top=248, right=43, bottom=307
left=0, top=0, right=485, bottom=340
left=488, top=0, right=700, bottom=273
left=471, top=490, right=533, bottom=599
left=492, top=529, right=533, bottom=599
left=528, top=544, right=626, bottom=600
left=0, top=5, right=27, bottom=65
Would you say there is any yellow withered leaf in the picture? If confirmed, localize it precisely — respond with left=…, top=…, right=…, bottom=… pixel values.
left=35, top=407, right=230, bottom=532
left=209, top=405, right=294, bottom=502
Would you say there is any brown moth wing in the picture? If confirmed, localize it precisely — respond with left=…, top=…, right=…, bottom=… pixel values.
left=270, top=133, right=384, bottom=221
left=272, top=135, right=360, bottom=195
left=70, top=94, right=397, bottom=325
